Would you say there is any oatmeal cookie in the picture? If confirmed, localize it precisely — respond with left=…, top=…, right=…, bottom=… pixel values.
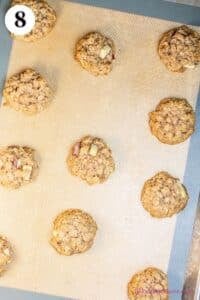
left=0, top=236, right=14, bottom=276
left=128, top=267, right=168, bottom=300
left=75, top=32, right=115, bottom=76
left=67, top=136, right=115, bottom=185
left=50, top=209, right=97, bottom=256
left=3, top=68, right=53, bottom=115
left=11, top=0, right=56, bottom=42
left=158, top=25, right=200, bottom=72
left=149, top=98, right=195, bottom=145
left=0, top=146, right=39, bottom=189
left=141, top=172, right=188, bottom=218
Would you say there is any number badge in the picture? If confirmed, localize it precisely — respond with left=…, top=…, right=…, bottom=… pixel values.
left=5, top=5, right=35, bottom=36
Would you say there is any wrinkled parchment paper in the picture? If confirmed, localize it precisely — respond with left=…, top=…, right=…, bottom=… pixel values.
left=0, top=1, right=199, bottom=299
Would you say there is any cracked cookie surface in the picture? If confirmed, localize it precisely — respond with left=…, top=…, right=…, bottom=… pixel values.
left=67, top=136, right=115, bottom=185
left=0, top=146, right=39, bottom=189
left=158, top=25, right=200, bottom=72
left=0, top=236, right=14, bottom=276
left=11, top=0, right=56, bottom=42
left=3, top=68, right=53, bottom=115
left=149, top=98, right=195, bottom=145
left=50, top=209, right=97, bottom=256
left=141, top=172, right=188, bottom=218
left=75, top=32, right=115, bottom=76
left=128, top=267, right=168, bottom=300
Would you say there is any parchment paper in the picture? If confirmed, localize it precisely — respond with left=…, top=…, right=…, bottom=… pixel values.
left=0, top=1, right=200, bottom=299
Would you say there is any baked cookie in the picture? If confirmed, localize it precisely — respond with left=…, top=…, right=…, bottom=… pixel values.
left=158, top=25, right=200, bottom=72
left=3, top=68, right=53, bottom=115
left=141, top=172, right=188, bottom=218
left=0, top=146, right=39, bottom=189
left=0, top=236, right=14, bottom=276
left=67, top=136, right=115, bottom=185
left=50, top=209, right=97, bottom=256
left=149, top=98, right=195, bottom=145
left=75, top=32, right=115, bottom=76
left=11, top=0, right=56, bottom=42
left=128, top=267, right=168, bottom=300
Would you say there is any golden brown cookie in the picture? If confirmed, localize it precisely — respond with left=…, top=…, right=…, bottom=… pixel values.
left=0, top=236, right=14, bottom=276
left=11, top=0, right=56, bottom=42
left=50, top=209, right=97, bottom=256
left=141, top=172, right=188, bottom=218
left=75, top=32, right=116, bottom=76
left=128, top=267, right=168, bottom=300
left=149, top=98, right=195, bottom=145
left=67, top=136, right=115, bottom=185
left=0, top=145, right=39, bottom=189
left=3, top=68, right=53, bottom=115
left=158, top=25, right=200, bottom=72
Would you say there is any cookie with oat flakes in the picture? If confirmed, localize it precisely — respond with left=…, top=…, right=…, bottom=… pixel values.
left=149, top=98, right=195, bottom=145
left=128, top=267, right=168, bottom=300
left=0, top=236, right=14, bottom=276
left=158, top=25, right=200, bottom=72
left=3, top=68, right=53, bottom=115
left=75, top=32, right=116, bottom=76
left=0, top=145, right=39, bottom=189
left=50, top=209, right=97, bottom=256
left=141, top=172, right=188, bottom=218
left=11, top=0, right=56, bottom=42
left=67, top=136, right=115, bottom=185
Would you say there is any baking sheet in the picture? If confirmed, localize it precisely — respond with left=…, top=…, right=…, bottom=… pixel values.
left=183, top=195, right=200, bottom=299
left=0, top=0, right=200, bottom=299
